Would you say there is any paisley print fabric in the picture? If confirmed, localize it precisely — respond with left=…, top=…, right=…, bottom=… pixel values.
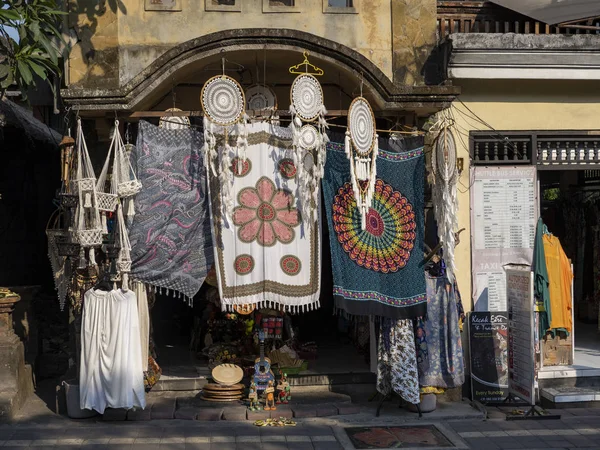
left=128, top=121, right=213, bottom=301
left=377, top=318, right=420, bottom=405
left=419, top=275, right=465, bottom=389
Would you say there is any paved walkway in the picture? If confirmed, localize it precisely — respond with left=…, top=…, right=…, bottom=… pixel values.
left=3, top=413, right=600, bottom=449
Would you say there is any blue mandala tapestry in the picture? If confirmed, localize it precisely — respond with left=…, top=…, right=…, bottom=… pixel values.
left=322, top=137, right=427, bottom=319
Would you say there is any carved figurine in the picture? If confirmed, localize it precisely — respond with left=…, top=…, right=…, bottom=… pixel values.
left=264, top=380, right=276, bottom=411
left=248, top=381, right=261, bottom=411
left=276, top=373, right=290, bottom=404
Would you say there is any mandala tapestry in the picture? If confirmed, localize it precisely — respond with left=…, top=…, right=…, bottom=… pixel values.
left=128, top=121, right=214, bottom=302
left=209, top=122, right=321, bottom=312
left=322, top=138, right=426, bottom=319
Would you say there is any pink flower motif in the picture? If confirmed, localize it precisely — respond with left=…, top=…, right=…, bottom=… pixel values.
left=233, top=176, right=300, bottom=246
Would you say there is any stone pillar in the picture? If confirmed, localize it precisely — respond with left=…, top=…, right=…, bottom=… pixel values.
left=391, top=0, right=438, bottom=86
left=0, top=292, right=33, bottom=422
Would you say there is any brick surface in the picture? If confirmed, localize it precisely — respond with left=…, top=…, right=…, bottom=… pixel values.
left=271, top=405, right=293, bottom=419
left=335, top=402, right=360, bottom=415
left=222, top=406, right=247, bottom=421
left=247, top=409, right=270, bottom=421
left=174, top=406, right=198, bottom=420
left=150, top=398, right=176, bottom=420
left=195, top=407, right=223, bottom=421
left=127, top=407, right=152, bottom=421
left=292, top=406, right=316, bottom=418
left=315, top=404, right=337, bottom=417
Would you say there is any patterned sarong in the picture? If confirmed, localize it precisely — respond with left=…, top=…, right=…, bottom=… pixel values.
left=209, top=123, right=321, bottom=312
left=322, top=137, right=426, bottom=319
left=128, top=120, right=214, bottom=301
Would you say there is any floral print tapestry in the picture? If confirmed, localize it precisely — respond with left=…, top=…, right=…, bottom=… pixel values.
left=209, top=123, right=321, bottom=312
left=128, top=121, right=214, bottom=302
left=322, top=136, right=426, bottom=319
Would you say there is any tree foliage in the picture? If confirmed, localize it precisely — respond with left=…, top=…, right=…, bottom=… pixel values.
left=0, top=0, right=68, bottom=99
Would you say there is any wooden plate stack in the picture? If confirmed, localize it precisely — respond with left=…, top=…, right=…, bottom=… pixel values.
left=200, top=383, right=245, bottom=402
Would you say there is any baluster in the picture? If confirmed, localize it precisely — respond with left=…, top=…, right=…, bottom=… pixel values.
left=503, top=142, right=509, bottom=161
left=493, top=142, right=499, bottom=160
left=484, top=142, right=489, bottom=161
left=594, top=142, right=599, bottom=162
left=474, top=142, right=480, bottom=162
left=570, top=142, right=577, bottom=162
left=581, top=142, right=587, bottom=162
left=537, top=141, right=543, bottom=164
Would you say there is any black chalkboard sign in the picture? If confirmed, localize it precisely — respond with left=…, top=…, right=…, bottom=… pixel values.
left=469, top=312, right=509, bottom=403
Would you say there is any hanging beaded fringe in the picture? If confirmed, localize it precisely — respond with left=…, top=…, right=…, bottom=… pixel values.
left=101, top=213, right=108, bottom=234
left=125, top=197, right=135, bottom=217
left=78, top=247, right=86, bottom=269
left=84, top=192, right=92, bottom=208
left=89, top=247, right=96, bottom=266
left=122, top=272, right=129, bottom=291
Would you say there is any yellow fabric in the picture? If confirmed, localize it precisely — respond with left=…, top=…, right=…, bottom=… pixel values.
left=542, top=234, right=573, bottom=333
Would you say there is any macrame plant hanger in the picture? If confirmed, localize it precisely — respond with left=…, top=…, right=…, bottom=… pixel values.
left=114, top=202, right=132, bottom=291
left=113, top=120, right=142, bottom=218
left=345, top=76, right=378, bottom=230
left=73, top=118, right=103, bottom=268
left=201, top=56, right=248, bottom=224
left=96, top=120, right=120, bottom=234
left=430, top=114, right=459, bottom=283
left=289, top=52, right=328, bottom=227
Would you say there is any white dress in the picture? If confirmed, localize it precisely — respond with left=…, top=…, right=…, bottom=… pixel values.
left=80, top=288, right=146, bottom=413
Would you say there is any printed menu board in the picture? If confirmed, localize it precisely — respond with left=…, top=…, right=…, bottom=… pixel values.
left=470, top=166, right=538, bottom=311
left=469, top=312, right=508, bottom=403
left=506, top=268, right=535, bottom=405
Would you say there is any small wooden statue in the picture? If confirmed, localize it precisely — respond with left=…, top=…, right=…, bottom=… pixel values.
left=248, top=381, right=261, bottom=411
left=264, top=380, right=276, bottom=411
left=276, top=373, right=290, bottom=404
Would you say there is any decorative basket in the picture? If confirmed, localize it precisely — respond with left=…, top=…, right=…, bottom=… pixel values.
left=97, top=192, right=118, bottom=212
left=117, top=261, right=131, bottom=273
left=59, top=193, right=78, bottom=209
left=76, top=229, right=103, bottom=247
left=56, top=237, right=81, bottom=257
left=117, top=180, right=142, bottom=198
left=72, top=177, right=96, bottom=194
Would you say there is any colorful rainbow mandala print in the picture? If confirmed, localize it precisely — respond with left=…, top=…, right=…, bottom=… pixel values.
left=332, top=179, right=416, bottom=273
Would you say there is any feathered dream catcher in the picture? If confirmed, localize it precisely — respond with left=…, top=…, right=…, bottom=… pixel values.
left=159, top=107, right=191, bottom=130
left=430, top=118, right=459, bottom=283
left=289, top=71, right=328, bottom=226
left=345, top=96, right=378, bottom=230
left=72, top=118, right=103, bottom=268
left=201, top=74, right=249, bottom=222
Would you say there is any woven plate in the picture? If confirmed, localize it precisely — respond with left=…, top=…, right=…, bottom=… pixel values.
left=202, top=383, right=245, bottom=392
left=159, top=108, right=191, bottom=130
left=347, top=96, right=376, bottom=157
left=201, top=75, right=245, bottom=127
left=199, top=395, right=243, bottom=402
left=290, top=74, right=323, bottom=122
left=246, top=85, right=277, bottom=111
left=202, top=390, right=245, bottom=398
left=212, top=364, right=244, bottom=386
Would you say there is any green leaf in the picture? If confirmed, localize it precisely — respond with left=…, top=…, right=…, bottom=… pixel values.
left=0, top=65, right=9, bottom=80
left=16, top=59, right=33, bottom=85
left=27, top=60, right=47, bottom=79
left=0, top=9, right=21, bottom=21
left=0, top=70, right=14, bottom=89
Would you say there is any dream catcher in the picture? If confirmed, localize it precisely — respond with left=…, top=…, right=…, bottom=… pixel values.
left=289, top=53, right=328, bottom=226
left=201, top=74, right=248, bottom=221
left=246, top=85, right=279, bottom=126
left=345, top=96, right=378, bottom=230
left=159, top=108, right=191, bottom=130
left=430, top=117, right=459, bottom=283
left=72, top=118, right=103, bottom=268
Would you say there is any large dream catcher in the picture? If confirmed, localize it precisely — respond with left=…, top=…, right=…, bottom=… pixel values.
left=431, top=119, right=459, bottom=283
left=201, top=74, right=248, bottom=221
left=289, top=56, right=328, bottom=226
left=345, top=96, right=378, bottom=230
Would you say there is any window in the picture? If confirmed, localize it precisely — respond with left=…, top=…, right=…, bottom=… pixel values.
left=323, top=0, right=356, bottom=13
left=263, top=0, right=300, bottom=12
left=270, top=0, right=294, bottom=5
left=205, top=0, right=240, bottom=11
left=328, top=0, right=352, bottom=6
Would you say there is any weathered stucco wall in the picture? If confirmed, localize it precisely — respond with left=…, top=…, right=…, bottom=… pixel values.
left=452, top=79, right=600, bottom=312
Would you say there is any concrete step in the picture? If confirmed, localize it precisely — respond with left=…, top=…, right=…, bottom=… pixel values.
left=540, top=386, right=600, bottom=408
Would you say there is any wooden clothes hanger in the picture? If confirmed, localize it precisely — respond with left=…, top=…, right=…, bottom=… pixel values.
left=289, top=51, right=324, bottom=76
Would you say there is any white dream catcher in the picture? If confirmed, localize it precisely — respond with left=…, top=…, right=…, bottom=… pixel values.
left=72, top=118, right=103, bottom=267
left=431, top=118, right=459, bottom=283
left=201, top=74, right=248, bottom=221
left=246, top=84, right=279, bottom=126
left=345, top=96, right=378, bottom=230
left=289, top=72, right=328, bottom=226
left=159, top=107, right=191, bottom=130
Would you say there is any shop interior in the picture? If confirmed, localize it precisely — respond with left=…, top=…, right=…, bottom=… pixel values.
left=539, top=169, right=600, bottom=372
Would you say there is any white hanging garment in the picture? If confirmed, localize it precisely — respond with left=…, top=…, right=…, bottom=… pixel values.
left=133, top=281, right=150, bottom=367
left=80, top=288, right=146, bottom=413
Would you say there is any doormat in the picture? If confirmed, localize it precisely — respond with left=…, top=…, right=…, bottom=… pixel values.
left=345, top=425, right=454, bottom=449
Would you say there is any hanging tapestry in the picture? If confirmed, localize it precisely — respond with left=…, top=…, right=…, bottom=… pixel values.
left=209, top=122, right=321, bottom=312
left=128, top=120, right=214, bottom=302
left=322, top=136, right=426, bottom=319
left=377, top=318, right=420, bottom=405
left=418, top=274, right=465, bottom=389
